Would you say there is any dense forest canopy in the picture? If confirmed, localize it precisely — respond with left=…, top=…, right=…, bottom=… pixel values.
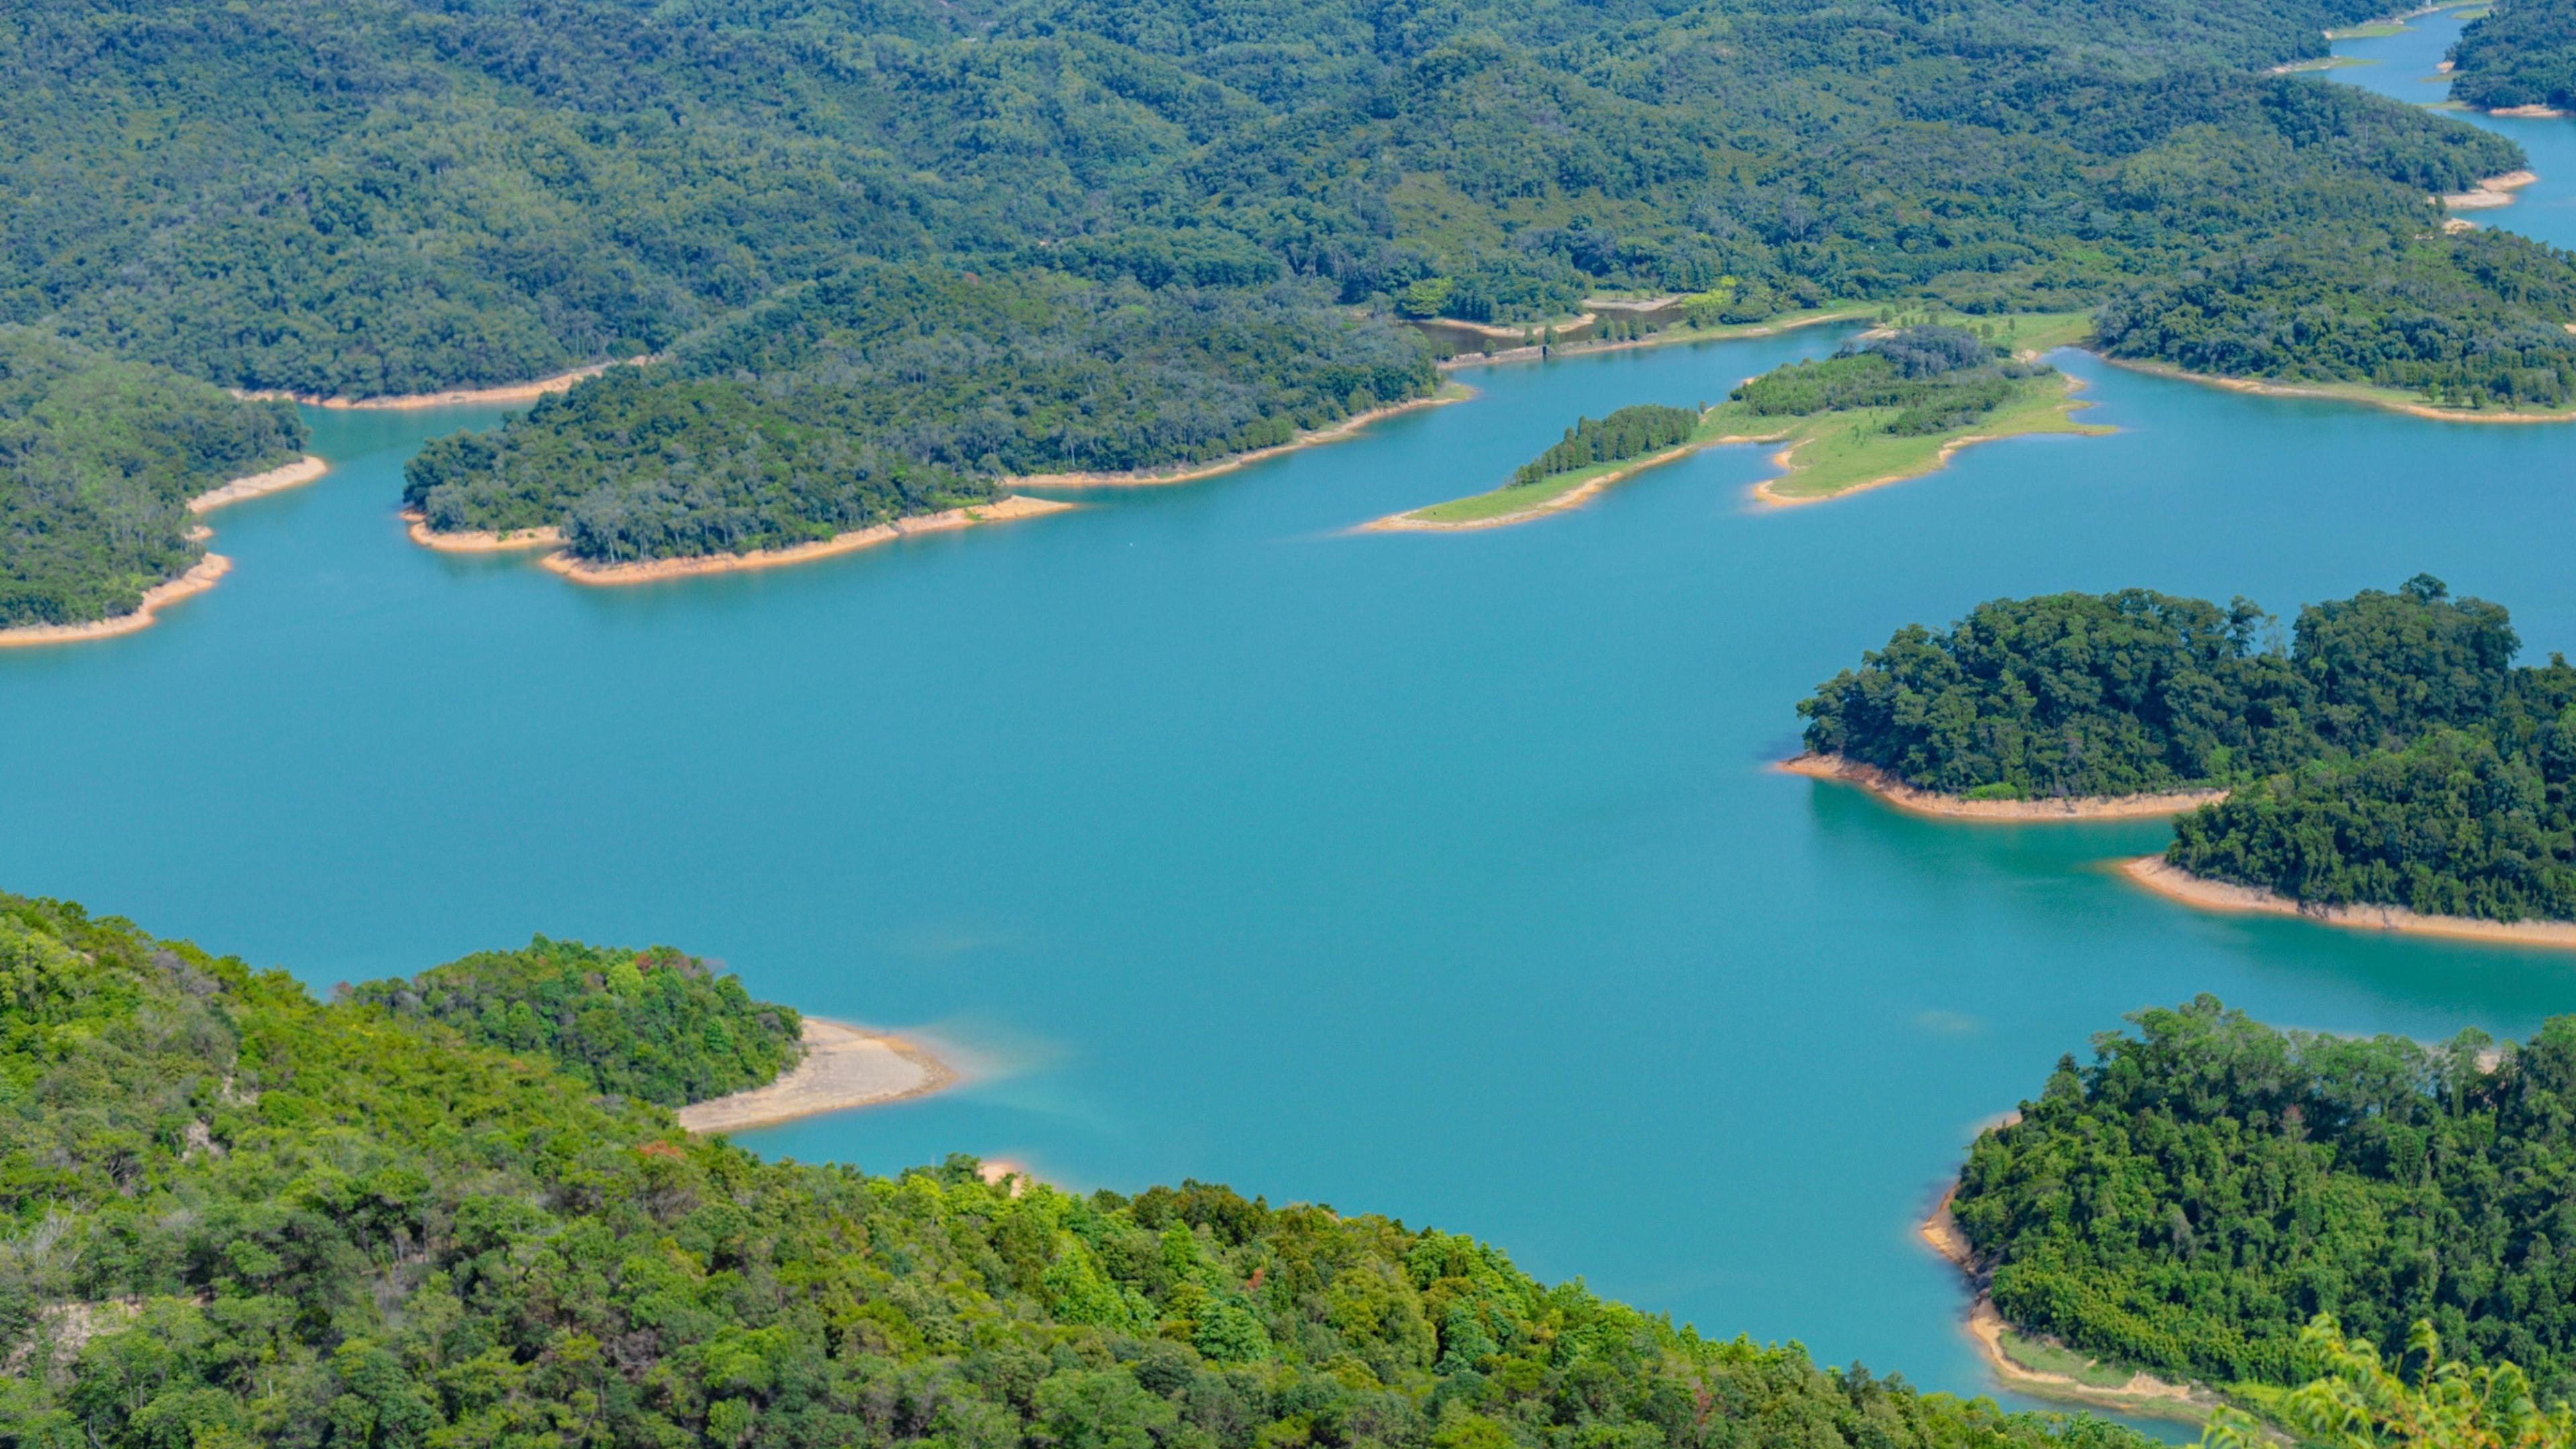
left=402, top=267, right=1438, bottom=561
left=347, top=936, right=804, bottom=1106
left=1951, top=998, right=2576, bottom=1401
left=2449, top=0, right=2576, bottom=113
left=1796, top=576, right=2538, bottom=800
left=0, top=888, right=2172, bottom=1449
left=0, top=327, right=307, bottom=629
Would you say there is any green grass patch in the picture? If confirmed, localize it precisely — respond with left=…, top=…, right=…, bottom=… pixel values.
left=2277, top=55, right=2379, bottom=72
left=1996, top=1331, right=2139, bottom=1389
left=1401, top=433, right=1705, bottom=523
left=1736, top=371, right=2108, bottom=502
left=2325, top=19, right=2410, bottom=37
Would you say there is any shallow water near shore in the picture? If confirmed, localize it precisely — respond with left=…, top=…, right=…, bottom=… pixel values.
left=2331, top=7, right=2576, bottom=248
left=9, top=237, right=2576, bottom=1425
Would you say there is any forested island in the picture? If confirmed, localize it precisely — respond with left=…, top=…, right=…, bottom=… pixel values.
left=5, top=0, right=2576, bottom=594
left=2450, top=0, right=2576, bottom=113
left=1795, top=576, right=2576, bottom=928
left=0, top=885, right=2192, bottom=1449
left=1947, top=998, right=2576, bottom=1407
left=0, top=329, right=309, bottom=635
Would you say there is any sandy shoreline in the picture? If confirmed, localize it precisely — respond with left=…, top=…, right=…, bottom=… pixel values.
left=240, top=357, right=655, bottom=411
left=675, top=1018, right=958, bottom=1133
left=401, top=511, right=566, bottom=553
left=189, top=455, right=329, bottom=513
left=1920, top=1187, right=2214, bottom=1421
left=2123, top=856, right=2576, bottom=949
left=2443, top=168, right=2540, bottom=209
left=539, top=494, right=1075, bottom=585
left=0, top=555, right=232, bottom=649
left=1776, top=754, right=2226, bottom=820
left=1437, top=308, right=1870, bottom=371
left=2096, top=354, right=2576, bottom=423
left=1363, top=439, right=1707, bottom=531
left=1008, top=390, right=1470, bottom=489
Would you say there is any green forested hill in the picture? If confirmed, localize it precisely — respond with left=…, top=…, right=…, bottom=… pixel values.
left=348, top=935, right=804, bottom=1106
left=1951, top=998, right=2576, bottom=1400
left=2450, top=0, right=2576, bottom=112
left=0, top=890, right=2163, bottom=1449
left=0, top=327, right=307, bottom=629
left=12, top=0, right=2576, bottom=583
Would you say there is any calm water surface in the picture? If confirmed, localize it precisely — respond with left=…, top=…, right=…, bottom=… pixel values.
left=8, top=81, right=2576, bottom=1415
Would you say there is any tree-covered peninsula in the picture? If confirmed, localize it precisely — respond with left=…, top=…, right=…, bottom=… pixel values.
left=1949, top=997, right=2576, bottom=1402
left=347, top=936, right=805, bottom=1106
left=2, top=0, right=2573, bottom=578
left=1797, top=576, right=2530, bottom=801
left=0, top=328, right=309, bottom=631
left=0, top=888, right=2174, bottom=1449
left=2449, top=0, right=2576, bottom=113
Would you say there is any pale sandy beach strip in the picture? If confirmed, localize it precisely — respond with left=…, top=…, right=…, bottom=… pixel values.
left=1776, top=754, right=2226, bottom=820
left=239, top=356, right=657, bottom=411
left=539, top=495, right=1074, bottom=585
left=2122, top=856, right=2576, bottom=949
left=401, top=510, right=566, bottom=553
left=189, top=455, right=329, bottom=513
left=2443, top=168, right=2540, bottom=209
left=675, top=1019, right=959, bottom=1133
left=0, top=555, right=231, bottom=649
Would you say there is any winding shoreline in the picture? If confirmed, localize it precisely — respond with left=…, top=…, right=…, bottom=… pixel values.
left=2099, top=354, right=2576, bottom=423
left=0, top=555, right=232, bottom=649
left=1776, top=754, right=2227, bottom=820
left=2122, top=855, right=2576, bottom=949
left=537, top=494, right=1075, bottom=585
left=1006, top=387, right=1472, bottom=489
left=2443, top=168, right=2541, bottom=207
left=239, top=356, right=655, bottom=411
left=674, top=1018, right=958, bottom=1133
left=1919, top=1186, right=2215, bottom=1421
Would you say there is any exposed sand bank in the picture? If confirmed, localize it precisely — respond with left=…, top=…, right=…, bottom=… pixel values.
left=2098, top=354, right=2576, bottom=423
left=1010, top=390, right=1470, bottom=488
left=401, top=510, right=566, bottom=553
left=1921, top=1187, right=2214, bottom=1421
left=189, top=455, right=329, bottom=514
left=0, top=555, right=231, bottom=649
left=675, top=1019, right=959, bottom=1134
left=2442, top=168, right=2540, bottom=208
left=2489, top=106, right=2568, bottom=119
left=541, top=495, right=1075, bottom=585
left=241, top=356, right=655, bottom=411
left=1438, top=307, right=1870, bottom=371
left=1776, top=754, right=2226, bottom=820
left=1362, top=440, right=1705, bottom=532
left=2123, top=856, right=2576, bottom=949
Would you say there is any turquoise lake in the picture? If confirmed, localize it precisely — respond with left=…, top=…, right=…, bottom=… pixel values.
left=6, top=29, right=2576, bottom=1419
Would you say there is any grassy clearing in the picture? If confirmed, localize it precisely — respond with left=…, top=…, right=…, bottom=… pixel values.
left=2277, top=55, right=2379, bottom=71
left=1996, top=1331, right=2141, bottom=1390
left=1737, top=370, right=2108, bottom=502
left=2325, top=19, right=2410, bottom=37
